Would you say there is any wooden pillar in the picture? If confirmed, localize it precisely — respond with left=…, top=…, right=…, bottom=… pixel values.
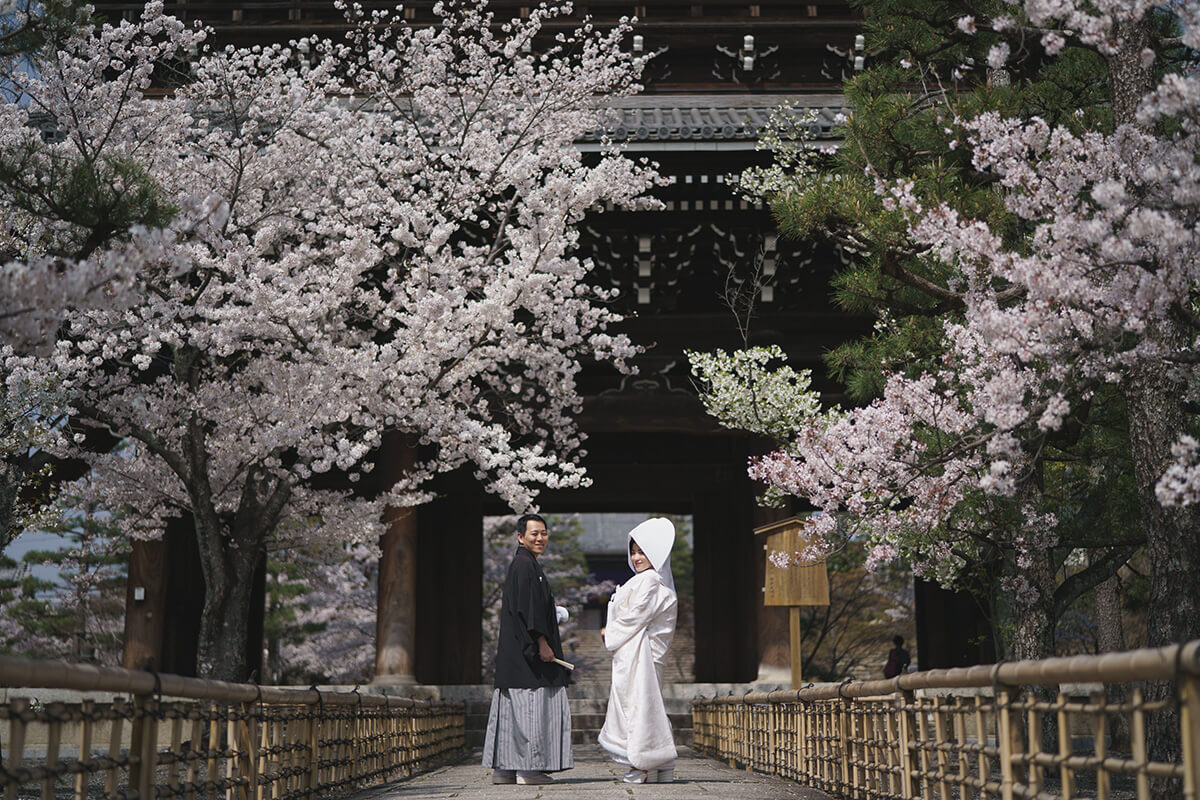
left=414, top=470, right=483, bottom=684
left=375, top=433, right=419, bottom=685
left=789, top=607, right=803, bottom=688
left=122, top=538, right=166, bottom=669
left=692, top=460, right=758, bottom=682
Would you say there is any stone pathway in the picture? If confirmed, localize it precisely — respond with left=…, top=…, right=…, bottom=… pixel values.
left=343, top=745, right=831, bottom=800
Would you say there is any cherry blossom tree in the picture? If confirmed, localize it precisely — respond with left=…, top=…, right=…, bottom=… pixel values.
left=695, top=0, right=1197, bottom=781
left=1, top=0, right=659, bottom=681
left=268, top=542, right=377, bottom=685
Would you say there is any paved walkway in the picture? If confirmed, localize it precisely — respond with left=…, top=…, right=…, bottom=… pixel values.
left=345, top=745, right=831, bottom=800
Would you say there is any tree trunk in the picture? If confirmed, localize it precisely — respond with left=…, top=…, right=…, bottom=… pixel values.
left=194, top=533, right=263, bottom=682
left=1009, top=547, right=1055, bottom=662
left=1126, top=347, right=1200, bottom=788
left=1093, top=573, right=1126, bottom=655
left=1106, top=19, right=1200, bottom=795
left=0, top=459, right=19, bottom=550
left=994, top=541, right=1057, bottom=759
left=1094, top=572, right=1131, bottom=752
left=185, top=445, right=287, bottom=682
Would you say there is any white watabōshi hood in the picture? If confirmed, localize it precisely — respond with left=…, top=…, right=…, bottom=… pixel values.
left=627, top=517, right=676, bottom=592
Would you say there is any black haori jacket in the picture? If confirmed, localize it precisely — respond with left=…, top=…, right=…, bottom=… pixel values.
left=493, top=545, right=570, bottom=689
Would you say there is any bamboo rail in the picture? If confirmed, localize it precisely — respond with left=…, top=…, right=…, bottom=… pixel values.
left=693, top=640, right=1200, bottom=800
left=0, top=655, right=465, bottom=800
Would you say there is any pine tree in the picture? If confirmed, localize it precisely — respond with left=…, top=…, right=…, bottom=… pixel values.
left=0, top=504, right=128, bottom=663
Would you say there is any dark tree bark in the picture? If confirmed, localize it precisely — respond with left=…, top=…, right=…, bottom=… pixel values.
left=1127, top=346, right=1200, bottom=783
left=1105, top=20, right=1200, bottom=795
left=173, top=359, right=289, bottom=682
left=1093, top=572, right=1131, bottom=752
left=0, top=459, right=18, bottom=551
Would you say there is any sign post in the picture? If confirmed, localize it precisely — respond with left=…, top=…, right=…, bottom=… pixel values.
left=756, top=516, right=831, bottom=689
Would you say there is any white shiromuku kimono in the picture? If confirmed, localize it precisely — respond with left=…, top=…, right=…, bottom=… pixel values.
left=598, top=518, right=679, bottom=772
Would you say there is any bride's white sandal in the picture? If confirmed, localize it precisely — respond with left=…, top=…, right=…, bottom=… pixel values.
left=622, top=769, right=651, bottom=783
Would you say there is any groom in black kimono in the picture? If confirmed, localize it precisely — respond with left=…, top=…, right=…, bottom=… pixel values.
left=482, top=514, right=573, bottom=785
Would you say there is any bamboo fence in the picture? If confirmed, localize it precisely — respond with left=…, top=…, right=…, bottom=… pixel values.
left=0, top=655, right=465, bottom=800
left=693, top=640, right=1200, bottom=800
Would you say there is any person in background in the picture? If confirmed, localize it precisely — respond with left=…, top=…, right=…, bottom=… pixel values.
left=598, top=517, right=679, bottom=784
left=482, top=514, right=573, bottom=785
left=883, top=634, right=911, bottom=679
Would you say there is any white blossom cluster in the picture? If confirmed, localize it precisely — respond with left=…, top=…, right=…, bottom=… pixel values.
left=724, top=106, right=825, bottom=201
left=1157, top=435, right=1200, bottom=506
left=688, top=346, right=824, bottom=442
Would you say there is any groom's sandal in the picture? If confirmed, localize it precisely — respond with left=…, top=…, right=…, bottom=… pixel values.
left=651, top=765, right=675, bottom=783
left=516, top=772, right=554, bottom=785
left=491, top=770, right=516, bottom=784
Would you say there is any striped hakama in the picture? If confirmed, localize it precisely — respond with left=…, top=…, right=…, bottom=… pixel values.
left=481, top=687, right=573, bottom=772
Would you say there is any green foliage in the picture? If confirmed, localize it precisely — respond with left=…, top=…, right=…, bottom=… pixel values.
left=263, top=556, right=323, bottom=682
left=0, top=505, right=128, bottom=663
left=0, top=151, right=176, bottom=260
left=760, top=0, right=1116, bottom=403
left=0, top=0, right=91, bottom=60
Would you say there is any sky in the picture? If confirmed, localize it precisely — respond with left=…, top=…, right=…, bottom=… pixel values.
left=5, top=529, right=70, bottom=583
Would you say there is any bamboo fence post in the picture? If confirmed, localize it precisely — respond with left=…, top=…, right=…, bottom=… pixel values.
left=932, top=695, right=951, bottom=800
left=952, top=697, right=971, bottom=800
left=796, top=701, right=806, bottom=783
left=1026, top=696, right=1043, bottom=796
left=41, top=703, right=62, bottom=800
left=839, top=695, right=851, bottom=793
left=896, top=689, right=915, bottom=798
left=206, top=705, right=221, bottom=800
left=1091, top=690, right=1111, bottom=800
left=257, top=710, right=269, bottom=800
left=280, top=715, right=291, bottom=798
left=996, top=687, right=1023, bottom=800
left=1056, top=692, right=1075, bottom=799
left=1131, top=688, right=1149, bottom=800
left=129, top=696, right=159, bottom=800
left=350, top=710, right=359, bottom=785
left=226, top=711, right=237, bottom=800
left=185, top=713, right=203, bottom=800
left=884, top=696, right=899, bottom=797
left=306, top=704, right=321, bottom=793
left=973, top=696, right=989, bottom=796
left=237, top=701, right=259, bottom=800
left=106, top=699, right=127, bottom=799
left=75, top=699, right=94, bottom=800
left=1182, top=671, right=1200, bottom=800
left=5, top=698, right=28, bottom=800
left=168, top=712, right=184, bottom=794
left=768, top=701, right=777, bottom=775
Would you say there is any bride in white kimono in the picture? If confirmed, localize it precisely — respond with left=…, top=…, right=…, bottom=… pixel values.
left=598, top=517, right=679, bottom=784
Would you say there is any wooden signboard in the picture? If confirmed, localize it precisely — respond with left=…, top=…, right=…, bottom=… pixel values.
left=756, top=516, right=831, bottom=689
left=759, top=517, right=830, bottom=607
